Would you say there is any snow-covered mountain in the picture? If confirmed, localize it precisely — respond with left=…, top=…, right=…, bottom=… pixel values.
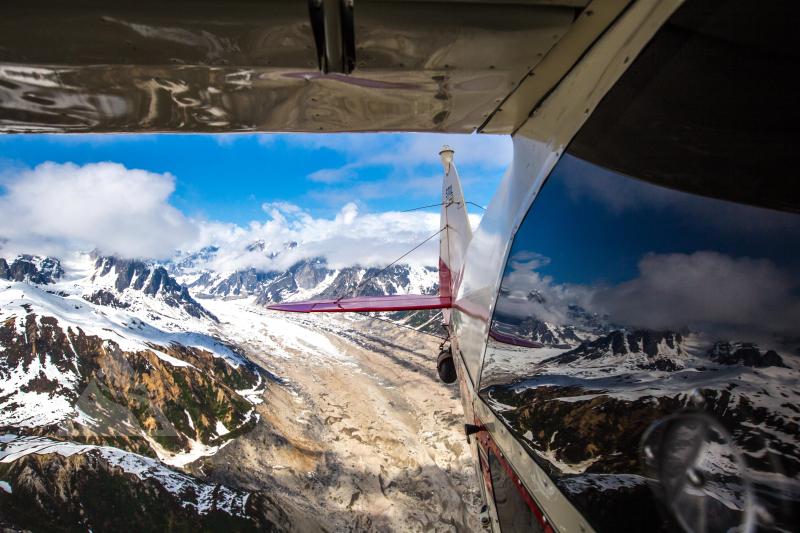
left=0, top=254, right=265, bottom=459
left=545, top=329, right=690, bottom=371
left=481, top=322, right=800, bottom=532
left=88, top=254, right=217, bottom=321
left=0, top=252, right=282, bottom=529
left=0, top=255, right=63, bottom=284
left=171, top=245, right=438, bottom=305
left=0, top=244, right=446, bottom=530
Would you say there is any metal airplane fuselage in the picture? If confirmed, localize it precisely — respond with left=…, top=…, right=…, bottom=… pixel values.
left=2, top=1, right=798, bottom=532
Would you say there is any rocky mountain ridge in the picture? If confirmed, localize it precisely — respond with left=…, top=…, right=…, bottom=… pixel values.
left=0, top=255, right=63, bottom=285
left=0, top=253, right=279, bottom=531
left=90, top=255, right=217, bottom=321
left=169, top=239, right=438, bottom=305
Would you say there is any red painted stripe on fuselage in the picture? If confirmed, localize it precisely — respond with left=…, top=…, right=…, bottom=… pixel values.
left=267, top=294, right=452, bottom=313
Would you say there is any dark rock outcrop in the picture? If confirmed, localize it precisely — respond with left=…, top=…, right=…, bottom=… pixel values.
left=84, top=289, right=130, bottom=309
left=0, top=255, right=63, bottom=284
left=0, top=451, right=285, bottom=532
left=93, top=256, right=216, bottom=321
left=209, top=269, right=278, bottom=298
left=709, top=341, right=788, bottom=368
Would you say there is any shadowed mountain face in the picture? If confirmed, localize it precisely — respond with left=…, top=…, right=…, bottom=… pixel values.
left=92, top=256, right=217, bottom=321
left=198, top=269, right=279, bottom=299
left=0, top=255, right=63, bottom=284
left=0, top=450, right=286, bottom=532
left=708, top=341, right=788, bottom=369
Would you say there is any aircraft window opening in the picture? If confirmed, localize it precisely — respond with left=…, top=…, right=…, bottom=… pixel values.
left=478, top=431, right=549, bottom=533
left=488, top=448, right=546, bottom=533
left=477, top=0, right=800, bottom=531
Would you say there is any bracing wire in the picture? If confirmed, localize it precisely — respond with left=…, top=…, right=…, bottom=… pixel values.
left=401, top=202, right=444, bottom=212
left=337, top=226, right=446, bottom=302
left=401, top=201, right=485, bottom=212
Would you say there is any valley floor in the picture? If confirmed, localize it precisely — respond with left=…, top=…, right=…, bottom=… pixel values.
left=199, top=298, right=480, bottom=532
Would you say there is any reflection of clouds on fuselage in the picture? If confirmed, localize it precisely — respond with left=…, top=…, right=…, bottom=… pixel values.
left=494, top=250, right=591, bottom=328
left=591, top=251, right=800, bottom=338
left=494, top=249, right=800, bottom=341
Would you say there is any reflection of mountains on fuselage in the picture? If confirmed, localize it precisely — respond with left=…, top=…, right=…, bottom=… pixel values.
left=545, top=329, right=689, bottom=371
left=490, top=303, right=612, bottom=350
left=490, top=317, right=585, bottom=349
left=481, top=327, right=799, bottom=533
left=543, top=329, right=790, bottom=372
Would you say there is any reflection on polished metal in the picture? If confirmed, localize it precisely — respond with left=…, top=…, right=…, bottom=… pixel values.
left=309, top=0, right=356, bottom=74
left=0, top=1, right=578, bottom=133
left=641, top=413, right=755, bottom=533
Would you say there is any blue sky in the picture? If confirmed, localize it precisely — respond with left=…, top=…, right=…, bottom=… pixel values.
left=0, top=133, right=510, bottom=225
left=0, top=133, right=511, bottom=266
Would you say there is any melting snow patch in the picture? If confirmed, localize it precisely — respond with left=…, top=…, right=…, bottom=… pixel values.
left=149, top=347, right=197, bottom=369
left=184, top=410, right=196, bottom=431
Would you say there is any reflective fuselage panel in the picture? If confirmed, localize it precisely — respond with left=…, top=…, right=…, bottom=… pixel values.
left=459, top=0, right=800, bottom=531
left=0, top=1, right=577, bottom=134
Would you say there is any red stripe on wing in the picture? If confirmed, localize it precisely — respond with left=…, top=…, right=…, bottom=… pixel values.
left=267, top=294, right=452, bottom=313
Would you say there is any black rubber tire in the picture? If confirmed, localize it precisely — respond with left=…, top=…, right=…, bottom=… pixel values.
left=436, top=347, right=457, bottom=384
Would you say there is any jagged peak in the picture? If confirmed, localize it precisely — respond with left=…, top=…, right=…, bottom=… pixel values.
left=89, top=255, right=217, bottom=322
left=0, top=254, right=63, bottom=285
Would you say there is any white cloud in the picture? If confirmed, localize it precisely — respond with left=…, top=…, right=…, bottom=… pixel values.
left=494, top=251, right=592, bottom=327
left=188, top=202, right=476, bottom=272
left=0, top=156, right=483, bottom=275
left=307, top=166, right=355, bottom=184
left=0, top=162, right=196, bottom=259
left=261, top=201, right=303, bottom=216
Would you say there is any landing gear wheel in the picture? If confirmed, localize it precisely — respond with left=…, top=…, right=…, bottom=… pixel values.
left=437, top=346, right=457, bottom=384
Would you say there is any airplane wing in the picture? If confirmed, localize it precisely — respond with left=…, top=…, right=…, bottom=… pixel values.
left=268, top=294, right=451, bottom=313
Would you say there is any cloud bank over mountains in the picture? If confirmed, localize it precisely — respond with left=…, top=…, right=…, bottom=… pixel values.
left=193, top=200, right=463, bottom=272
left=0, top=161, right=473, bottom=270
left=0, top=162, right=196, bottom=259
